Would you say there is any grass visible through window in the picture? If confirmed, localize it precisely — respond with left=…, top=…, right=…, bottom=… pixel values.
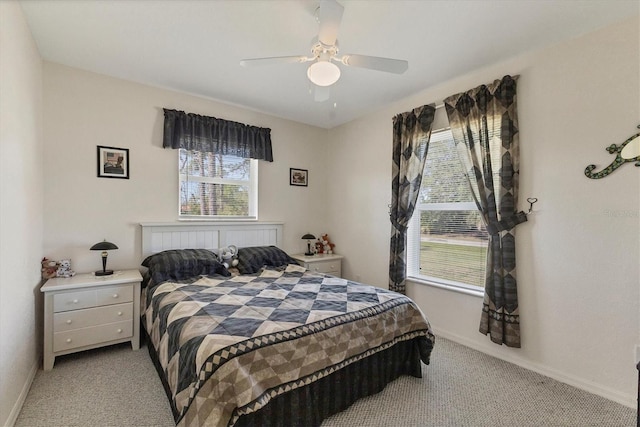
left=419, top=238, right=487, bottom=287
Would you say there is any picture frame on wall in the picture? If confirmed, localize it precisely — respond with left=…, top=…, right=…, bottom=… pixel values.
left=290, top=168, right=308, bottom=187
left=97, top=146, right=129, bottom=179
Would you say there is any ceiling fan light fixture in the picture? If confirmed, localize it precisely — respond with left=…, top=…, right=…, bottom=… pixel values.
left=307, top=61, right=341, bottom=87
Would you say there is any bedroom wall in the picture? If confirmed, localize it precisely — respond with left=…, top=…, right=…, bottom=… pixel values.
left=0, top=2, right=44, bottom=425
left=42, top=64, right=329, bottom=274
left=326, top=16, right=640, bottom=407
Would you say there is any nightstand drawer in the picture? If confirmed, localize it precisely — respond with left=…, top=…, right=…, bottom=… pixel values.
left=53, top=302, right=133, bottom=332
left=290, top=254, right=344, bottom=278
left=53, top=289, right=97, bottom=312
left=53, top=284, right=133, bottom=313
left=308, top=260, right=340, bottom=275
left=96, top=285, right=133, bottom=306
left=53, top=320, right=133, bottom=352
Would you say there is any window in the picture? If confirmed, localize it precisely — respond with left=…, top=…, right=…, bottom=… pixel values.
left=179, top=149, right=257, bottom=219
left=407, top=129, right=488, bottom=290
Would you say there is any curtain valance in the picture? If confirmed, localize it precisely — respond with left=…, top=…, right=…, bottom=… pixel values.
left=163, top=108, right=273, bottom=162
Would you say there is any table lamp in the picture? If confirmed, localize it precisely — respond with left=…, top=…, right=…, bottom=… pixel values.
left=301, top=233, right=316, bottom=256
left=90, top=240, right=118, bottom=276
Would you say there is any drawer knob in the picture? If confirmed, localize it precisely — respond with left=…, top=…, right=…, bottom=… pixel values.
left=112, top=294, right=119, bottom=298
left=72, top=299, right=78, bottom=304
left=117, top=311, right=123, bottom=316
left=117, top=328, right=123, bottom=333
left=66, top=320, right=72, bottom=324
left=66, top=338, right=72, bottom=343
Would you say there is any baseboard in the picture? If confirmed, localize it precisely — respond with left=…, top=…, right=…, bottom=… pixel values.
left=4, top=360, right=38, bottom=427
left=432, top=327, right=636, bottom=409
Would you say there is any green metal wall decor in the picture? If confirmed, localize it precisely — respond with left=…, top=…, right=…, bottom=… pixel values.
left=585, top=125, right=640, bottom=179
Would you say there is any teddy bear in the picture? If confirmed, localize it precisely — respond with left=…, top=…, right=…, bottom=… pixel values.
left=315, top=234, right=335, bottom=254
left=218, top=245, right=239, bottom=269
left=41, top=258, right=59, bottom=280
left=56, top=259, right=76, bottom=278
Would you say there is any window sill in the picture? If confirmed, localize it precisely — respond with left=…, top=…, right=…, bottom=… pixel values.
left=178, top=217, right=258, bottom=222
left=407, top=276, right=484, bottom=298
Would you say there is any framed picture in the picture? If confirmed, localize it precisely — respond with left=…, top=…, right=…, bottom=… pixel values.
left=97, top=146, right=129, bottom=179
left=290, top=168, right=308, bottom=187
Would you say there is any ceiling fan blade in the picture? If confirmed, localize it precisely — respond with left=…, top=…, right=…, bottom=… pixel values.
left=317, top=0, right=344, bottom=46
left=240, top=56, right=310, bottom=67
left=340, top=54, right=408, bottom=74
left=314, top=85, right=330, bottom=102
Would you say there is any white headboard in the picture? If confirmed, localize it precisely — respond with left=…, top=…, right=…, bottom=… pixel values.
left=140, top=222, right=283, bottom=258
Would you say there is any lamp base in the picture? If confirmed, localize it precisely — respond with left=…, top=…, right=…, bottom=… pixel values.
left=304, top=252, right=315, bottom=256
left=95, top=270, right=114, bottom=276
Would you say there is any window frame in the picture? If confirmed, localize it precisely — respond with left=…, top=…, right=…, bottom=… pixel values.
left=406, top=128, right=486, bottom=297
left=178, top=149, right=258, bottom=220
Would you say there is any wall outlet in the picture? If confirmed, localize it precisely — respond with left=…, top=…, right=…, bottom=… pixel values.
left=635, top=344, right=640, bottom=365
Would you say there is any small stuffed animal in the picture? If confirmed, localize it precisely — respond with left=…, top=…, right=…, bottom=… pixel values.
left=218, top=245, right=239, bottom=269
left=41, top=258, right=59, bottom=280
left=56, top=259, right=76, bottom=278
left=315, top=234, right=335, bottom=254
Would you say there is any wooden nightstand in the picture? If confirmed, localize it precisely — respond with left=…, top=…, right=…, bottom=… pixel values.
left=290, top=253, right=344, bottom=277
left=41, top=269, right=142, bottom=370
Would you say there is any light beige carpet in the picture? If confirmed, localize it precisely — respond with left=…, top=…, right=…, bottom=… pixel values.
left=15, top=338, right=636, bottom=426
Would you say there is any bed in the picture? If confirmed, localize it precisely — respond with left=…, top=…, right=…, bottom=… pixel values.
left=140, top=222, right=435, bottom=426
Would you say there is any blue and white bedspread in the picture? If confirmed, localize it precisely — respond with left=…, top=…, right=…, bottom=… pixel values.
left=142, top=264, right=434, bottom=427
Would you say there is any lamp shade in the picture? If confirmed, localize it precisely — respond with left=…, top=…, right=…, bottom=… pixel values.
left=90, top=241, right=118, bottom=251
left=307, top=61, right=340, bottom=87
left=301, top=233, right=316, bottom=240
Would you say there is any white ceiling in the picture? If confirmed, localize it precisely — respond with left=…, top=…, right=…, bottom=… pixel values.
left=20, top=0, right=639, bottom=129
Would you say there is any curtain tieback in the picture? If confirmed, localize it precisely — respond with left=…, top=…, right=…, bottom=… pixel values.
left=390, top=218, right=409, bottom=233
left=486, top=211, right=528, bottom=235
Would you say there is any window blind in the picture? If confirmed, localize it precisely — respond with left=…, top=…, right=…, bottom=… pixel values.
left=179, top=149, right=257, bottom=218
left=407, top=129, right=488, bottom=288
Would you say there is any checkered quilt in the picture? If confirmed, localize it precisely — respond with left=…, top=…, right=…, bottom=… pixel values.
left=143, top=264, right=434, bottom=427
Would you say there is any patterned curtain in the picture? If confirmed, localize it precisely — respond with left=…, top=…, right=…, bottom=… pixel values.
left=389, top=105, right=436, bottom=294
left=444, top=75, right=526, bottom=348
left=163, top=108, right=273, bottom=162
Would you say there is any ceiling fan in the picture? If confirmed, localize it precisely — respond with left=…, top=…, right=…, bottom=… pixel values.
left=239, top=0, right=408, bottom=102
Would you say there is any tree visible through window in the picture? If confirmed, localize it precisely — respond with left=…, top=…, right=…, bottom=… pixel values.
left=179, top=149, right=257, bottom=218
left=407, top=129, right=488, bottom=289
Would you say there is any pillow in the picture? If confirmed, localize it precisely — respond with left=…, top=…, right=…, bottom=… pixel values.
left=141, top=249, right=230, bottom=284
left=236, top=246, right=297, bottom=274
